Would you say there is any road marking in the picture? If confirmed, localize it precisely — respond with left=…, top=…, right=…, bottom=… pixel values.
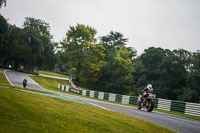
left=85, top=101, right=112, bottom=111
left=4, top=70, right=14, bottom=86
left=39, top=74, right=69, bottom=80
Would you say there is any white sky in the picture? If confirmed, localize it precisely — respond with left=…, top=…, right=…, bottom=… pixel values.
left=1, top=0, right=200, bottom=55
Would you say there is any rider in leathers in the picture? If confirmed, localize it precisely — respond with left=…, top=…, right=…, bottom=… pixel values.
left=140, top=84, right=153, bottom=104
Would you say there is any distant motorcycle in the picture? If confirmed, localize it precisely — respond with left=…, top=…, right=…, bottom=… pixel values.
left=23, top=79, right=27, bottom=88
left=137, top=92, right=156, bottom=112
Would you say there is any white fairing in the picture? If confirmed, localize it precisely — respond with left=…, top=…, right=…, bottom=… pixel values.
left=148, top=94, right=156, bottom=99
left=137, top=95, right=142, bottom=102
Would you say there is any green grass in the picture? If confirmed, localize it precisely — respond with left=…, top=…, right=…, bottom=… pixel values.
left=38, top=70, right=89, bottom=90
left=0, top=68, right=5, bottom=71
left=0, top=86, right=175, bottom=132
left=0, top=73, right=11, bottom=86
left=30, top=75, right=70, bottom=91
left=38, top=70, right=70, bottom=78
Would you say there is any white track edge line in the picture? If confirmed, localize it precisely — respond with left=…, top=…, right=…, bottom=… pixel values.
left=86, top=101, right=112, bottom=111
left=4, top=70, right=14, bottom=86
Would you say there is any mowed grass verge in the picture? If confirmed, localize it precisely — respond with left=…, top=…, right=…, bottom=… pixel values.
left=31, top=75, right=70, bottom=91
left=0, top=72, right=11, bottom=86
left=0, top=82, right=175, bottom=132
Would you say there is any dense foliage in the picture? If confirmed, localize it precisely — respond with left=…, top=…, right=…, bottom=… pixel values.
left=0, top=0, right=6, bottom=8
left=134, top=47, right=200, bottom=103
left=0, top=14, right=56, bottom=71
left=0, top=12, right=199, bottom=103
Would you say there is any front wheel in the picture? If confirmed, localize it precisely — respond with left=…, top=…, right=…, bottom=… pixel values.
left=147, top=101, right=154, bottom=112
left=137, top=101, right=142, bottom=110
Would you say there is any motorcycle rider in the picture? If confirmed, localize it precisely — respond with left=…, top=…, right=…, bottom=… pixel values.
left=23, top=79, right=27, bottom=88
left=140, top=84, right=153, bottom=104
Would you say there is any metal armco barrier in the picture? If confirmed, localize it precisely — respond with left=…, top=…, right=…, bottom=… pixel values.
left=90, top=91, right=95, bottom=98
left=185, top=102, right=200, bottom=117
left=58, top=84, right=200, bottom=117
left=98, top=92, right=104, bottom=99
left=109, top=93, right=116, bottom=102
left=122, top=95, right=130, bottom=104
left=158, top=99, right=171, bottom=111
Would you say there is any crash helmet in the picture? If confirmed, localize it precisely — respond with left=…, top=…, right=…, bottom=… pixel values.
left=147, top=84, right=153, bottom=91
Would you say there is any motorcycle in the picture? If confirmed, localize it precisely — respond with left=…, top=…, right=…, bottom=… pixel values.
left=137, top=92, right=156, bottom=112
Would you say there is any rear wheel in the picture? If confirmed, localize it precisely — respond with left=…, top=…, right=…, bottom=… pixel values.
left=147, top=101, right=154, bottom=112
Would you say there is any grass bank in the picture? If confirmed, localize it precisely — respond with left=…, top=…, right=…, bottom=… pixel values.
left=0, top=72, right=10, bottom=86
left=0, top=76, right=175, bottom=133
left=0, top=68, right=5, bottom=71
left=31, top=75, right=70, bottom=91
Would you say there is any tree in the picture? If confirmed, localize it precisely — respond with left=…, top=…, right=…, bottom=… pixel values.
left=100, top=31, right=127, bottom=49
left=23, top=17, right=55, bottom=70
left=132, top=57, right=146, bottom=94
left=97, top=47, right=134, bottom=94
left=140, top=47, right=166, bottom=83
left=97, top=31, right=134, bottom=94
left=133, top=47, right=167, bottom=97
left=133, top=47, right=199, bottom=102
left=158, top=50, right=187, bottom=100
left=79, top=43, right=105, bottom=87
left=61, top=24, right=105, bottom=87
left=0, top=0, right=6, bottom=8
left=22, top=27, right=42, bottom=66
left=186, top=51, right=200, bottom=102
left=100, top=31, right=128, bottom=57
left=0, top=14, right=9, bottom=64
left=2, top=24, right=33, bottom=69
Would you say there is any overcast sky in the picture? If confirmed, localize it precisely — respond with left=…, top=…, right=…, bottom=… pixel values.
left=1, top=0, right=200, bottom=55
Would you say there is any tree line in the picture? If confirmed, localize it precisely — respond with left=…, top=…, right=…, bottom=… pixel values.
left=0, top=15, right=56, bottom=70
left=134, top=48, right=200, bottom=103
left=57, top=24, right=200, bottom=103
left=0, top=5, right=199, bottom=103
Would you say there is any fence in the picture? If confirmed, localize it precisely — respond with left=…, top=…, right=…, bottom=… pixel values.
left=58, top=84, right=200, bottom=117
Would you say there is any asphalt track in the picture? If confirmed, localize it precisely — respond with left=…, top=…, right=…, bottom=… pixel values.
left=5, top=70, right=200, bottom=133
